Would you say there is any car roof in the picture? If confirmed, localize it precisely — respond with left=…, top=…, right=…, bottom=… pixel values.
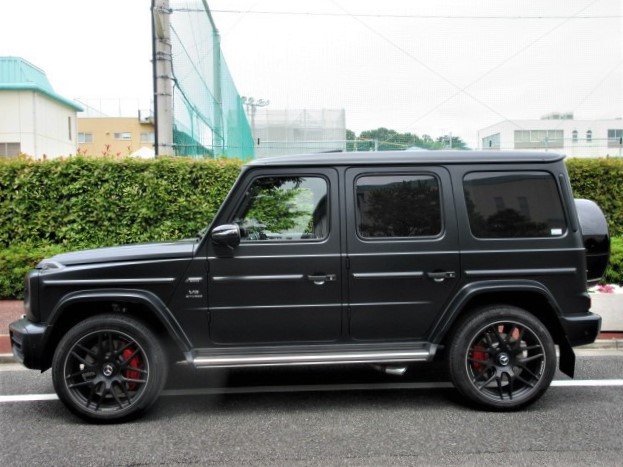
left=246, top=150, right=566, bottom=167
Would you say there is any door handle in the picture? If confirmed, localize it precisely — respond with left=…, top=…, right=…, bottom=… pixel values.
left=427, top=271, right=456, bottom=282
left=307, top=274, right=337, bottom=285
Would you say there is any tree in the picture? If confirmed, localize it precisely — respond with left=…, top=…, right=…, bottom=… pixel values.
left=435, top=135, right=469, bottom=150
left=346, top=128, right=469, bottom=151
left=359, top=128, right=424, bottom=151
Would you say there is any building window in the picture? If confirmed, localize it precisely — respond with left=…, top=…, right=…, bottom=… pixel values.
left=356, top=174, right=441, bottom=238
left=586, top=130, right=592, bottom=143
left=78, top=133, right=93, bottom=144
left=140, top=132, right=155, bottom=143
left=572, top=130, right=578, bottom=143
left=482, top=133, right=500, bottom=150
left=607, top=129, right=623, bottom=147
left=68, top=117, right=72, bottom=141
left=0, top=142, right=21, bottom=157
left=114, top=132, right=132, bottom=141
left=513, top=130, right=564, bottom=149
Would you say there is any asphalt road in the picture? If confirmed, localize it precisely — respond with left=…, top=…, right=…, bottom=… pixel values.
left=1, top=351, right=623, bottom=466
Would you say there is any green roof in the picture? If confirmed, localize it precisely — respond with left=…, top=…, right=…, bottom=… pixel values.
left=0, top=57, right=82, bottom=111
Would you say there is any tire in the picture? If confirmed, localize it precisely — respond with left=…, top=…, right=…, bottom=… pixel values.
left=52, top=314, right=168, bottom=423
left=448, top=306, right=556, bottom=411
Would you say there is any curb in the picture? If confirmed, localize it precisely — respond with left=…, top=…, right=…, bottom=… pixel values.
left=0, top=352, right=15, bottom=364
left=579, top=338, right=623, bottom=351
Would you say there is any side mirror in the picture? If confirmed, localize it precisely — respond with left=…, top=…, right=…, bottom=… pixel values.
left=211, top=224, right=241, bottom=248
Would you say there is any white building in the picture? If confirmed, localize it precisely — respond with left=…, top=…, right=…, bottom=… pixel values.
left=249, top=108, right=346, bottom=158
left=478, top=114, right=623, bottom=158
left=0, top=57, right=82, bottom=159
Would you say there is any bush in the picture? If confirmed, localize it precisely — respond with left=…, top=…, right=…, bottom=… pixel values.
left=0, top=243, right=67, bottom=299
left=604, top=236, right=623, bottom=286
left=0, top=156, right=242, bottom=249
left=567, top=158, right=623, bottom=237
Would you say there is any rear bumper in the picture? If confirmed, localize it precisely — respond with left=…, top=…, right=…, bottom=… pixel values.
left=8, top=318, right=49, bottom=370
left=560, top=312, right=601, bottom=347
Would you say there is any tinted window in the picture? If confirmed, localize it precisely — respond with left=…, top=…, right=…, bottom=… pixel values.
left=235, top=176, right=328, bottom=241
left=356, top=175, right=441, bottom=238
left=464, top=172, right=566, bottom=238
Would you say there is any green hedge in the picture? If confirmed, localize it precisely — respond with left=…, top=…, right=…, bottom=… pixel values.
left=0, top=243, right=67, bottom=299
left=566, top=158, right=623, bottom=237
left=1, top=156, right=622, bottom=298
left=0, top=157, right=242, bottom=249
left=604, top=236, right=623, bottom=286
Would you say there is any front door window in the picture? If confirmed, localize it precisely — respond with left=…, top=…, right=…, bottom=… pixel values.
left=235, top=176, right=328, bottom=242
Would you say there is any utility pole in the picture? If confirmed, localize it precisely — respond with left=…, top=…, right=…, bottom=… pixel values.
left=241, top=97, right=270, bottom=145
left=152, top=0, right=174, bottom=156
left=202, top=1, right=224, bottom=154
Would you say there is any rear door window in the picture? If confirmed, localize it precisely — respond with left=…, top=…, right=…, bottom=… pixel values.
left=356, top=174, right=442, bottom=238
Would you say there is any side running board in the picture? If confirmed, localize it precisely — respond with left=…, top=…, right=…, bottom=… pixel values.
left=191, top=344, right=436, bottom=369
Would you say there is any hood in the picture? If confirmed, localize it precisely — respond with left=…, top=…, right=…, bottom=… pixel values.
left=38, top=239, right=198, bottom=268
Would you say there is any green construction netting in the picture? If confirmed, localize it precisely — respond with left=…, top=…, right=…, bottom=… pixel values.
left=169, top=0, right=254, bottom=159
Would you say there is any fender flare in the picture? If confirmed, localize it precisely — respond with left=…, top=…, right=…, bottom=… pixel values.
left=430, top=279, right=576, bottom=377
left=44, top=288, right=193, bottom=356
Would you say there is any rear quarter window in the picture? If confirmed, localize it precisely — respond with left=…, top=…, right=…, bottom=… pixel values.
left=463, top=171, right=566, bottom=238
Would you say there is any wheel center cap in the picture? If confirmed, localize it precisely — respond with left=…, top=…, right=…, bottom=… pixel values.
left=497, top=353, right=510, bottom=366
left=102, top=363, right=115, bottom=377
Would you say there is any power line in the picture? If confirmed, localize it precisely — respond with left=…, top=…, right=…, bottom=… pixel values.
left=329, top=0, right=608, bottom=146
left=205, top=9, right=620, bottom=20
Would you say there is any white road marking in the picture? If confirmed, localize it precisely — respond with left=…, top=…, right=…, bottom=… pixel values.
left=2, top=379, right=623, bottom=403
left=551, top=379, right=623, bottom=387
left=0, top=394, right=59, bottom=402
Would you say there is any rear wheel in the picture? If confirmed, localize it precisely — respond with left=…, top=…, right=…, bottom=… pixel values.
left=448, top=306, right=556, bottom=410
left=52, top=314, right=168, bottom=423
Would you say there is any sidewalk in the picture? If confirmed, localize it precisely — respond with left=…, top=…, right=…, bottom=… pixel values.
left=2, top=297, right=622, bottom=362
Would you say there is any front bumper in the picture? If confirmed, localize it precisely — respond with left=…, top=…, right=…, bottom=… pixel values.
left=560, top=312, right=601, bottom=347
left=9, top=318, right=49, bottom=370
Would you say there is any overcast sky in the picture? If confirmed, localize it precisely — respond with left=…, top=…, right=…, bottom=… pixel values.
left=2, top=0, right=621, bottom=148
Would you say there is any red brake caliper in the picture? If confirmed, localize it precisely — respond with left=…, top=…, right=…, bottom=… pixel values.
left=122, top=348, right=141, bottom=390
left=471, top=345, right=487, bottom=371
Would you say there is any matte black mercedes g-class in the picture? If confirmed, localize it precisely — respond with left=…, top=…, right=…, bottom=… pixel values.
left=9, top=151, right=610, bottom=422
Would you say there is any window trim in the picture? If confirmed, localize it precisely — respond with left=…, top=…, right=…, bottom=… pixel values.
left=231, top=174, right=331, bottom=244
left=353, top=172, right=444, bottom=242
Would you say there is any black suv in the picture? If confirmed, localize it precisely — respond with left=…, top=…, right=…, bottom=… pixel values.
left=9, top=151, right=610, bottom=422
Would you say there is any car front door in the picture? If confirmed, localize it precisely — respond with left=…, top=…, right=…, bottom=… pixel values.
left=345, top=167, right=460, bottom=341
left=207, top=168, right=343, bottom=345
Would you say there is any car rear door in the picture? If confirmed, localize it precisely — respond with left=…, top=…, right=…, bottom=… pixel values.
left=345, top=166, right=460, bottom=341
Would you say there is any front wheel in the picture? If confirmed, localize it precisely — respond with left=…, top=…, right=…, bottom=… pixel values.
left=448, top=306, right=556, bottom=410
left=52, top=314, right=168, bottom=423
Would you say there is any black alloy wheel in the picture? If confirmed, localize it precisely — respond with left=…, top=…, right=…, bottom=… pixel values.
left=52, top=314, right=168, bottom=423
left=448, top=306, right=556, bottom=410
